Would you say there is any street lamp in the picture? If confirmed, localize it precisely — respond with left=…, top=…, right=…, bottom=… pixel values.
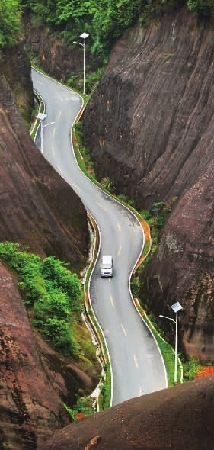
left=36, top=113, right=55, bottom=154
left=37, top=113, right=47, bottom=154
left=159, top=301, right=183, bottom=385
left=73, top=32, right=89, bottom=95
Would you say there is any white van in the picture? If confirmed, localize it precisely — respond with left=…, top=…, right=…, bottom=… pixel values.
left=101, top=255, right=113, bottom=278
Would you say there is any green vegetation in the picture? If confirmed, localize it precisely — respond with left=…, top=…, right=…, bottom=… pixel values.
left=141, top=310, right=181, bottom=385
left=182, top=355, right=201, bottom=381
left=21, top=0, right=142, bottom=59
left=0, top=0, right=21, bottom=48
left=64, top=396, right=94, bottom=420
left=67, top=66, right=105, bottom=96
left=88, top=310, right=112, bottom=410
left=187, top=0, right=214, bottom=21
left=130, top=200, right=177, bottom=300
left=19, top=0, right=213, bottom=62
left=0, top=241, right=100, bottom=413
left=140, top=310, right=203, bottom=385
left=2, top=0, right=214, bottom=61
left=2, top=442, right=12, bottom=449
left=0, top=242, right=83, bottom=357
left=73, top=122, right=97, bottom=183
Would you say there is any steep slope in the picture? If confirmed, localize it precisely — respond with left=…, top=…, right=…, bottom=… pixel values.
left=0, top=261, right=69, bottom=449
left=0, top=46, right=88, bottom=271
left=39, top=376, right=214, bottom=450
left=81, top=7, right=214, bottom=361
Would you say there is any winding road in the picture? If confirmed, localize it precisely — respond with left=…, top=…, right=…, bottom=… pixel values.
left=32, top=69, right=168, bottom=406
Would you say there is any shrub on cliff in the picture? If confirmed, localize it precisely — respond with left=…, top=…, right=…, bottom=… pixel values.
left=187, top=0, right=214, bottom=21
left=20, top=0, right=142, bottom=57
left=0, top=0, right=21, bottom=48
left=0, top=242, right=83, bottom=357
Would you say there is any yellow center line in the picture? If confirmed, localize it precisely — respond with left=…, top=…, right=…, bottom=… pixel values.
left=121, top=323, right=127, bottom=336
left=52, top=128, right=56, bottom=137
left=117, top=223, right=121, bottom=232
left=118, top=245, right=122, bottom=256
left=110, top=295, right=114, bottom=306
left=96, top=202, right=106, bottom=211
left=71, top=183, right=82, bottom=193
left=57, top=111, right=61, bottom=119
left=133, top=354, right=139, bottom=368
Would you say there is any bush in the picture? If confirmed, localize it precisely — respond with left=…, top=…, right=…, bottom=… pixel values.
left=0, top=0, right=21, bottom=47
left=0, top=242, right=83, bottom=357
left=187, top=0, right=214, bottom=20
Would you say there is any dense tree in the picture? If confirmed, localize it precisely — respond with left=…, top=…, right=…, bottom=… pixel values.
left=0, top=243, right=83, bottom=357
left=2, top=1, right=214, bottom=55
left=187, top=0, right=214, bottom=20
left=0, top=0, right=21, bottom=47
left=19, top=0, right=213, bottom=58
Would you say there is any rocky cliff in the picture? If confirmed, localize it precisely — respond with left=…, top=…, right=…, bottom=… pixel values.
left=0, top=261, right=69, bottom=449
left=23, top=18, right=101, bottom=85
left=81, top=7, right=214, bottom=362
left=0, top=43, right=88, bottom=271
left=38, top=375, right=214, bottom=450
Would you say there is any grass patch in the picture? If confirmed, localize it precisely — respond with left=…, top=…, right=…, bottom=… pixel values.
left=87, top=307, right=112, bottom=410
left=134, top=302, right=181, bottom=386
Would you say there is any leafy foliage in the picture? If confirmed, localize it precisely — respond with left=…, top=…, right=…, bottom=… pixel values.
left=3, top=0, right=214, bottom=56
left=183, top=355, right=201, bottom=381
left=187, top=0, right=214, bottom=20
left=20, top=0, right=143, bottom=58
left=19, top=0, right=214, bottom=59
left=0, top=242, right=83, bottom=356
left=141, top=201, right=169, bottom=244
left=41, top=256, right=83, bottom=313
left=0, top=0, right=21, bottom=47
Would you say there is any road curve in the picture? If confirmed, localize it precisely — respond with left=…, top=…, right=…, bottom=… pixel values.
left=32, top=69, right=168, bottom=406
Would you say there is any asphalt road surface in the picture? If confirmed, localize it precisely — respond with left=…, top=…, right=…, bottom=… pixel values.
left=32, top=69, right=168, bottom=406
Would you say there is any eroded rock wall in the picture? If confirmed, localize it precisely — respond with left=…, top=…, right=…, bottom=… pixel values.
left=23, top=18, right=100, bottom=83
left=0, top=70, right=88, bottom=271
left=0, top=41, right=34, bottom=127
left=81, top=8, right=214, bottom=361
left=0, top=261, right=70, bottom=449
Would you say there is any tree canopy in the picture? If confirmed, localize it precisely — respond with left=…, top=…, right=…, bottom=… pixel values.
left=19, top=0, right=214, bottom=57
left=2, top=0, right=214, bottom=54
left=0, top=243, right=83, bottom=356
left=0, top=0, right=21, bottom=47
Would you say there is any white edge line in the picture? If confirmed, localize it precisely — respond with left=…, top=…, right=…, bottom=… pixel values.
left=33, top=67, right=166, bottom=402
left=32, top=67, right=114, bottom=408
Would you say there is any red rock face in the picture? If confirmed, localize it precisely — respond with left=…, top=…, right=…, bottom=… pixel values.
left=80, top=8, right=214, bottom=361
left=38, top=376, right=214, bottom=450
left=139, top=162, right=214, bottom=361
left=23, top=19, right=101, bottom=83
left=0, top=69, right=88, bottom=272
left=0, top=262, right=70, bottom=449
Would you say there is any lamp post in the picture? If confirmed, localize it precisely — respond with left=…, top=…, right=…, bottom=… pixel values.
left=159, top=301, right=183, bottom=385
left=73, top=32, right=89, bottom=95
left=37, top=113, right=47, bottom=154
left=36, top=113, right=55, bottom=154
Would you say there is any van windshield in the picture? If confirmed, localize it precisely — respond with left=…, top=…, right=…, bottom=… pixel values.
left=103, top=264, right=112, bottom=268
